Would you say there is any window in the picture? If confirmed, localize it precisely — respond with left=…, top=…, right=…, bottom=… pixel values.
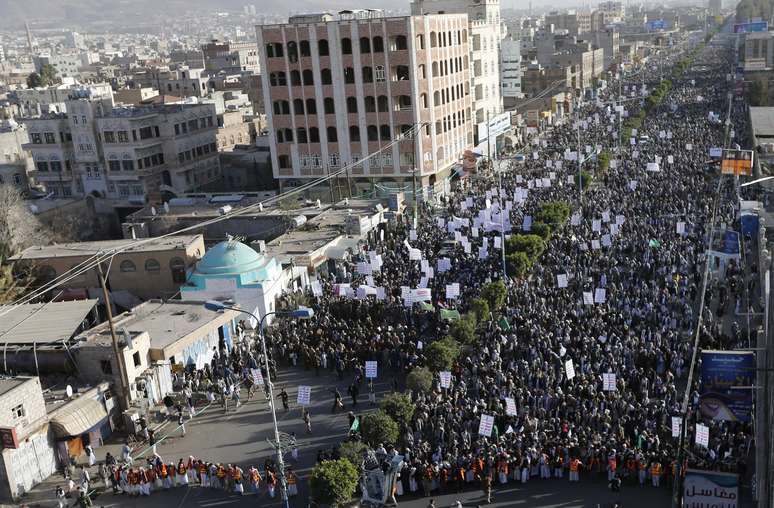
left=277, top=130, right=285, bottom=143
left=11, top=404, right=24, bottom=420
left=174, top=124, right=180, bottom=135
left=318, top=39, right=329, bottom=56
left=30, top=133, right=42, bottom=144
left=306, top=99, right=317, bottom=114
left=321, top=68, right=332, bottom=85
left=50, top=161, right=62, bottom=172
left=365, top=96, right=376, bottom=113
left=132, top=185, right=144, bottom=195
left=133, top=352, right=142, bottom=367
left=100, top=360, right=113, bottom=375
left=170, top=257, right=186, bottom=283
left=342, top=38, right=352, bottom=54
left=362, top=66, right=373, bottom=83
left=327, top=126, right=338, bottom=143
left=329, top=153, right=340, bottom=167
left=117, top=131, right=129, bottom=142
left=380, top=124, right=391, bottom=140
left=346, top=97, right=358, bottom=113
left=44, top=132, right=55, bottom=144
left=300, top=40, right=311, bottom=57
left=367, top=125, right=378, bottom=141
left=324, top=98, right=335, bottom=114
left=291, top=70, right=301, bottom=86
left=360, top=37, right=371, bottom=54
left=391, top=35, right=408, bottom=51
left=36, top=161, right=49, bottom=172
left=302, top=69, right=314, bottom=86
left=375, top=65, right=385, bottom=82
left=349, top=126, right=360, bottom=142
left=293, top=99, right=305, bottom=115
left=122, top=159, right=134, bottom=171
left=109, top=160, right=121, bottom=171
left=287, top=41, right=298, bottom=63
left=377, top=95, right=389, bottom=112
left=417, top=34, right=425, bottom=49
left=120, top=260, right=136, bottom=272
left=344, top=67, right=355, bottom=84
left=297, top=128, right=308, bottom=144
left=373, top=36, right=384, bottom=53
left=278, top=155, right=290, bottom=168
left=309, top=127, right=320, bottom=143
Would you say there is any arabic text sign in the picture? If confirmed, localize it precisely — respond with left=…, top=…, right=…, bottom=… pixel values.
left=478, top=414, right=495, bottom=436
left=505, top=397, right=517, bottom=416
left=251, top=368, right=264, bottom=386
left=439, top=371, right=452, bottom=389
left=365, top=361, right=378, bottom=378
left=683, top=469, right=738, bottom=508
left=297, top=385, right=311, bottom=406
left=602, top=373, right=617, bottom=391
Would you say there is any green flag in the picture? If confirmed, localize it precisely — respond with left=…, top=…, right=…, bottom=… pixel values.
left=648, top=239, right=661, bottom=248
left=350, top=417, right=360, bottom=432
left=440, top=309, right=461, bottom=321
left=419, top=301, right=434, bottom=312
left=498, top=316, right=511, bottom=331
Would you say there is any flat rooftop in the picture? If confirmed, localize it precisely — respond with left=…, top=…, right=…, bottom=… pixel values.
left=0, top=299, right=99, bottom=345
left=0, top=377, right=32, bottom=397
left=91, top=300, right=239, bottom=350
left=10, top=234, right=202, bottom=261
left=750, top=107, right=774, bottom=139
left=126, top=194, right=325, bottom=221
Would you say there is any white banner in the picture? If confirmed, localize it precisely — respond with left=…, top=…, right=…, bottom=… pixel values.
left=478, top=414, right=495, bottom=437
left=439, top=371, right=452, bottom=389
left=695, top=423, right=709, bottom=447
left=602, top=373, right=617, bottom=391
left=297, top=385, right=311, bottom=406
left=251, top=368, right=264, bottom=386
left=565, top=360, right=576, bottom=380
left=505, top=397, right=517, bottom=416
left=365, top=361, right=378, bottom=379
left=671, top=416, right=682, bottom=438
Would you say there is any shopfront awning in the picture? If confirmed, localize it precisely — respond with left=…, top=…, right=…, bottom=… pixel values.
left=49, top=397, right=107, bottom=438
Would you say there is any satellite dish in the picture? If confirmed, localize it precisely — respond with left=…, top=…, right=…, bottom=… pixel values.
left=66, top=385, right=73, bottom=398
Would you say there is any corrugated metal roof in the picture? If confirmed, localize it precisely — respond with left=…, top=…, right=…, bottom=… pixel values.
left=0, top=299, right=98, bottom=345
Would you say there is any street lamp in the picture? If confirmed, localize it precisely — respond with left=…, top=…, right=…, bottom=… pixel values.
left=203, top=300, right=314, bottom=508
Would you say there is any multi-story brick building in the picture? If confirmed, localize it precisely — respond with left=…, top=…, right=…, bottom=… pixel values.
left=21, top=93, right=220, bottom=202
left=257, top=9, right=473, bottom=195
left=202, top=39, right=261, bottom=74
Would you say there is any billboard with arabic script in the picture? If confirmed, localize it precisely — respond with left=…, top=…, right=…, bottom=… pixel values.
left=683, top=469, right=738, bottom=508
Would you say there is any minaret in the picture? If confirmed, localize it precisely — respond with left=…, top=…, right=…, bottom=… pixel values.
left=25, top=21, right=34, bottom=55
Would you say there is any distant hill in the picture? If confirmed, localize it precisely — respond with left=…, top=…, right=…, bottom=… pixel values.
left=735, top=0, right=774, bottom=22
left=0, top=0, right=401, bottom=29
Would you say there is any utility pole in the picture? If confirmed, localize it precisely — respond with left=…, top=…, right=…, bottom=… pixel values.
left=411, top=122, right=420, bottom=229
left=97, top=263, right=130, bottom=411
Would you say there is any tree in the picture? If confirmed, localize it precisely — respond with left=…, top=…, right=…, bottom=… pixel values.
left=448, top=313, right=477, bottom=345
left=309, top=458, right=360, bottom=507
left=597, top=150, right=611, bottom=173
left=360, top=410, right=399, bottom=446
left=26, top=72, right=43, bottom=88
left=531, top=222, right=552, bottom=242
left=380, top=392, right=415, bottom=426
left=469, top=297, right=490, bottom=322
left=480, top=280, right=507, bottom=312
left=26, top=64, right=59, bottom=89
left=577, top=171, right=593, bottom=191
left=536, top=201, right=571, bottom=225
left=424, top=336, right=461, bottom=371
left=506, top=234, right=546, bottom=262
left=506, top=251, right=532, bottom=279
left=338, top=440, right=368, bottom=470
left=406, top=366, right=433, bottom=393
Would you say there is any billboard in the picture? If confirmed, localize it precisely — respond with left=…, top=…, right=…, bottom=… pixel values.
left=721, top=149, right=754, bottom=176
left=683, top=469, right=738, bottom=508
left=709, top=229, right=740, bottom=257
left=477, top=112, right=512, bottom=142
left=699, top=350, right=754, bottom=422
left=733, top=21, right=768, bottom=33
left=647, top=19, right=666, bottom=30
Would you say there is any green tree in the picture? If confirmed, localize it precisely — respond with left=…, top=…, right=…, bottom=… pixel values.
left=506, top=251, right=532, bottom=279
left=406, top=366, right=433, bottom=392
left=469, top=297, right=490, bottom=322
left=597, top=150, right=611, bottom=173
left=506, top=234, right=546, bottom=262
left=531, top=222, right=552, bottom=242
left=380, top=392, right=415, bottom=427
left=424, top=336, right=461, bottom=371
left=360, top=410, right=399, bottom=446
left=39, top=64, right=58, bottom=86
left=577, top=171, right=593, bottom=191
left=536, top=201, right=571, bottom=225
left=448, top=313, right=477, bottom=345
left=480, top=280, right=507, bottom=312
left=338, top=440, right=368, bottom=470
left=309, top=458, right=360, bottom=507
left=26, top=72, right=43, bottom=88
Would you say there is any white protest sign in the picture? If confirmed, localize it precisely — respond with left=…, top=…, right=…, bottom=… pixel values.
left=446, top=283, right=460, bottom=299
left=251, top=368, right=264, bottom=386
left=565, top=359, right=576, bottom=380
left=557, top=274, right=568, bottom=288
left=311, top=280, right=323, bottom=297
left=409, top=248, right=422, bottom=261
left=671, top=416, right=682, bottom=438
left=409, top=229, right=417, bottom=241
left=594, top=288, right=606, bottom=303
left=583, top=292, right=594, bottom=305
left=695, top=423, right=709, bottom=447
left=505, top=397, right=517, bottom=416
left=297, top=385, right=311, bottom=405
left=677, top=222, right=686, bottom=235
left=365, top=361, right=378, bottom=378
left=478, top=414, right=495, bottom=437
left=602, top=373, right=617, bottom=391
left=439, top=371, right=452, bottom=389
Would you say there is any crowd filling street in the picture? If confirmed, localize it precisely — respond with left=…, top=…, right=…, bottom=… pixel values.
left=56, top=29, right=759, bottom=508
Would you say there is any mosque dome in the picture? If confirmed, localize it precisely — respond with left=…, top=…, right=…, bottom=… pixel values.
left=194, top=240, right=264, bottom=275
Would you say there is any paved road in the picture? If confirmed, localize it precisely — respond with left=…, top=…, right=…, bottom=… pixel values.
left=23, top=365, right=753, bottom=507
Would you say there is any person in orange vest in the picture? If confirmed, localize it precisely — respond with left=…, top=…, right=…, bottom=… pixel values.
left=625, top=457, right=636, bottom=482
left=497, top=459, right=508, bottom=485
left=651, top=461, right=662, bottom=487
left=266, top=469, right=277, bottom=498
left=198, top=461, right=209, bottom=487
left=422, top=464, right=434, bottom=497
left=249, top=466, right=262, bottom=494
left=637, top=456, right=648, bottom=487
left=455, top=465, right=465, bottom=493
left=215, top=464, right=226, bottom=491
left=569, top=458, right=583, bottom=482
left=128, top=468, right=139, bottom=497
left=607, top=451, right=617, bottom=482
left=287, top=467, right=299, bottom=497
left=177, top=459, right=189, bottom=487
left=233, top=465, right=244, bottom=495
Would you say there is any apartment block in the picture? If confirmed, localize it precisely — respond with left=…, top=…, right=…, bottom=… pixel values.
left=257, top=10, right=473, bottom=194
left=21, top=95, right=220, bottom=202
left=202, top=40, right=261, bottom=74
